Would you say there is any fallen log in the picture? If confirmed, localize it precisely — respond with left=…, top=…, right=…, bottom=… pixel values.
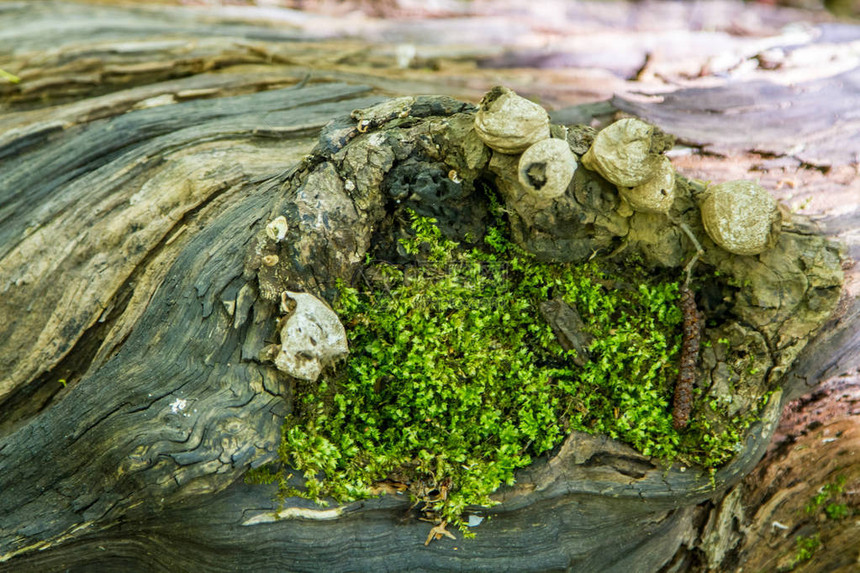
left=1, top=2, right=858, bottom=572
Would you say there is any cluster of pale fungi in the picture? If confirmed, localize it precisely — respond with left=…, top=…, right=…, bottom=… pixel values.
left=261, top=88, right=783, bottom=382
left=474, top=87, right=781, bottom=257
left=261, top=216, right=350, bottom=382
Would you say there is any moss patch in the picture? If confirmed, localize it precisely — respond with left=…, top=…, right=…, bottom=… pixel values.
left=251, top=209, right=766, bottom=531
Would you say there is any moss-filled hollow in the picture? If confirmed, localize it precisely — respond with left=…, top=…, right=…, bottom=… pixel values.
left=251, top=208, right=767, bottom=531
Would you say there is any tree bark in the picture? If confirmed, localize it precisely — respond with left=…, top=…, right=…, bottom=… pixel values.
left=1, top=2, right=858, bottom=571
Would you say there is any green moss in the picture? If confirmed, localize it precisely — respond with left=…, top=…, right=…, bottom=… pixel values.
left=787, top=534, right=821, bottom=570
left=260, top=211, right=756, bottom=532
left=806, top=475, right=851, bottom=520
left=244, top=465, right=279, bottom=485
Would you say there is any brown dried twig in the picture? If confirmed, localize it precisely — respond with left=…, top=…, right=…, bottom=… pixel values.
left=673, top=282, right=701, bottom=430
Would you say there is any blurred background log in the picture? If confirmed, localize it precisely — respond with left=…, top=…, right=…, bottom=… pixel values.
left=0, top=1, right=857, bottom=571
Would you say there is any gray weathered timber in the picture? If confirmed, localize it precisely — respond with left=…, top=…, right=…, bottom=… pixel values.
left=0, top=82, right=383, bottom=564
left=613, top=61, right=860, bottom=170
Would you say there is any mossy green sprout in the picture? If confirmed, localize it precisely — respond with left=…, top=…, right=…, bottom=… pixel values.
left=0, top=68, right=20, bottom=84
left=806, top=475, right=851, bottom=520
left=788, top=533, right=821, bottom=570
left=250, top=211, right=757, bottom=533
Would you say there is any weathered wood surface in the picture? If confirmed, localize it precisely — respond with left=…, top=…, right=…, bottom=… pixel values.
left=731, top=376, right=860, bottom=572
left=1, top=1, right=858, bottom=571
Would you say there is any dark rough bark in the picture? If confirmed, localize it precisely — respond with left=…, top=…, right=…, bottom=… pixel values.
left=0, top=80, right=383, bottom=562
left=1, top=2, right=859, bottom=572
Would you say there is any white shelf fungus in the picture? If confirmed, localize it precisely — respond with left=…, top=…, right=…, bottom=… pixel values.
left=582, top=118, right=663, bottom=188
left=701, top=180, right=781, bottom=256
left=274, top=291, right=349, bottom=382
left=474, top=86, right=550, bottom=155
left=619, top=155, right=676, bottom=214
left=266, top=215, right=289, bottom=242
left=517, top=138, right=577, bottom=200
